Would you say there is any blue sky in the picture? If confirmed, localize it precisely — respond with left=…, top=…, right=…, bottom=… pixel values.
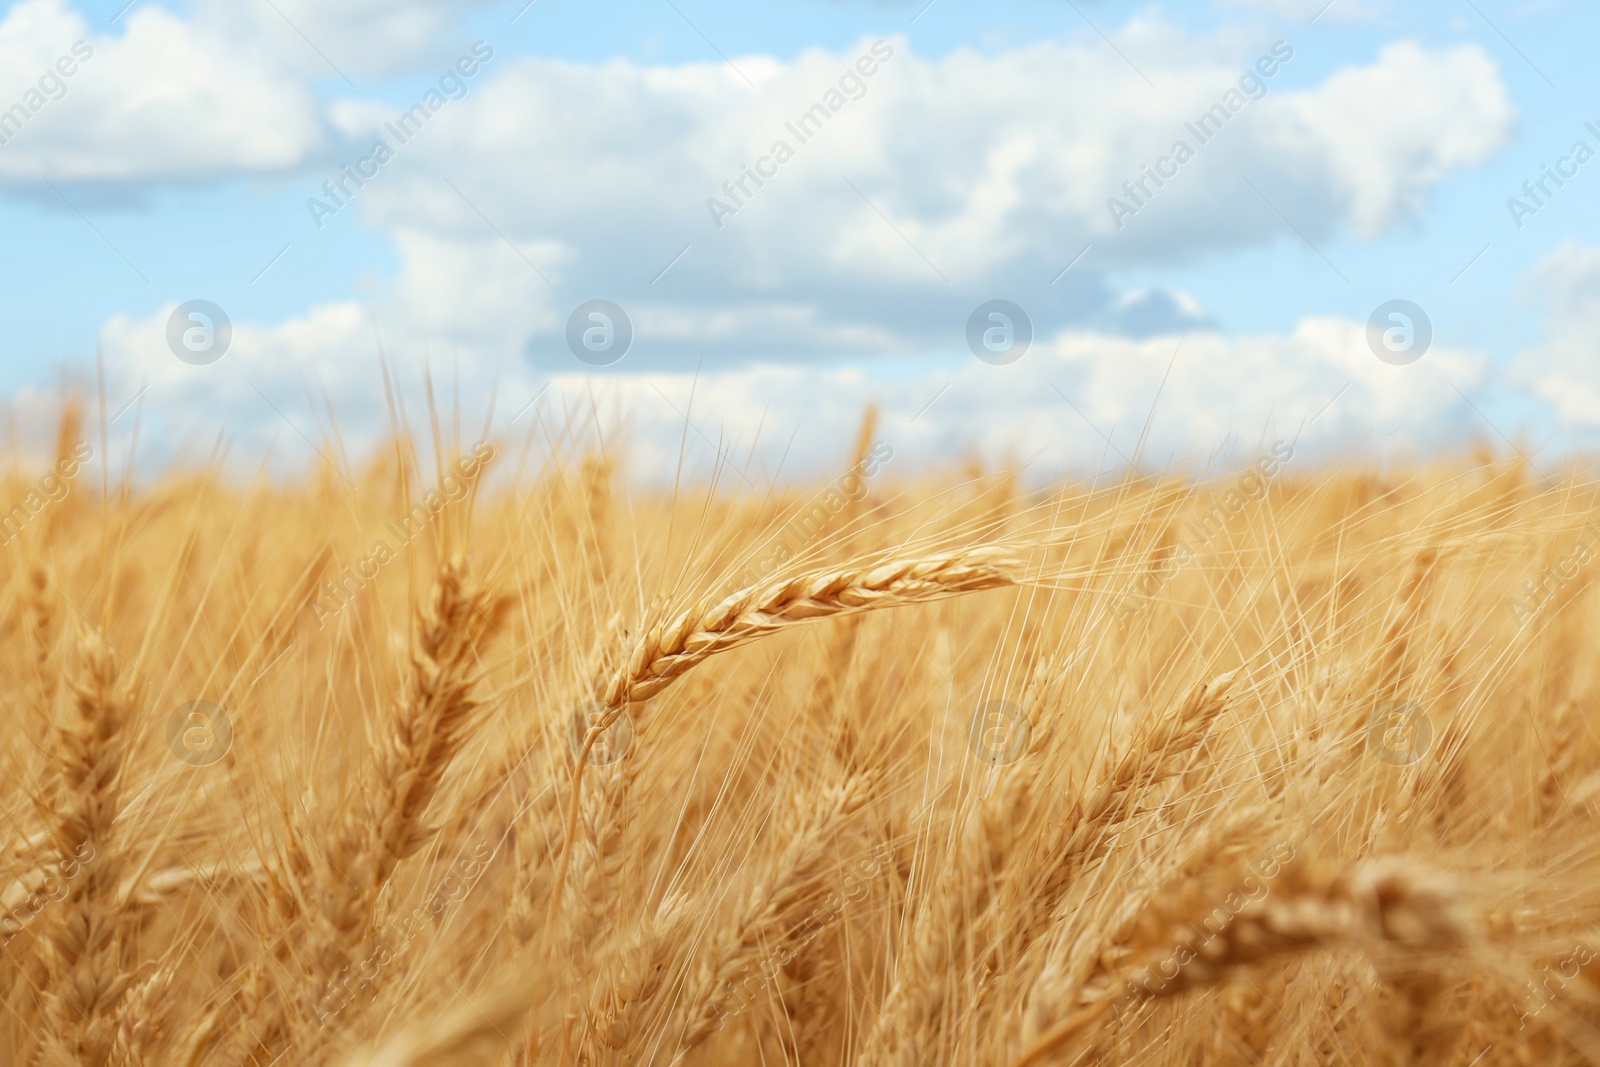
left=0, top=0, right=1596, bottom=481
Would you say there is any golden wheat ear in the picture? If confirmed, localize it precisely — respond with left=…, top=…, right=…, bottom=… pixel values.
left=1010, top=856, right=1476, bottom=1067
left=32, top=629, right=141, bottom=1067
left=545, top=545, right=1021, bottom=936
left=362, top=554, right=514, bottom=885
left=667, top=774, right=874, bottom=1063
left=1023, top=669, right=1239, bottom=938
left=202, top=555, right=511, bottom=1065
left=314, top=552, right=510, bottom=967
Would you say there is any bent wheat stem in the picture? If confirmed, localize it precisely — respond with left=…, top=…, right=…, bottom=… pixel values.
left=545, top=546, right=1020, bottom=936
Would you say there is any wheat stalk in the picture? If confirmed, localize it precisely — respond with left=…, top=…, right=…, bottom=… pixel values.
left=206, top=556, right=507, bottom=1064
left=309, top=555, right=508, bottom=1013
left=5, top=403, right=1599, bottom=1067
left=859, top=652, right=1068, bottom=1066
left=577, top=893, right=693, bottom=1062
left=1027, top=670, right=1239, bottom=930
left=545, top=546, right=1021, bottom=934
left=359, top=556, right=511, bottom=887
left=668, top=775, right=874, bottom=1062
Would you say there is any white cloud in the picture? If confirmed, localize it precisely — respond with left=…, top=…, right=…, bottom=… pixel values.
left=400, top=30, right=1513, bottom=256
left=99, top=300, right=378, bottom=400
left=192, top=0, right=501, bottom=80
left=98, top=301, right=397, bottom=453
left=1219, top=0, right=1382, bottom=23
left=0, top=9, right=1515, bottom=362
left=11, top=7, right=1513, bottom=475
left=1283, top=42, right=1516, bottom=237
left=387, top=228, right=567, bottom=346
left=1514, top=239, right=1600, bottom=426
left=324, top=30, right=1514, bottom=358
left=92, top=298, right=1489, bottom=482
left=0, top=0, right=327, bottom=183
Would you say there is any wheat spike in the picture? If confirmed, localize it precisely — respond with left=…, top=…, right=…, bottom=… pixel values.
left=1011, top=856, right=1476, bottom=1067
left=32, top=630, right=139, bottom=1067
left=546, top=546, right=1020, bottom=933
left=669, top=775, right=874, bottom=1062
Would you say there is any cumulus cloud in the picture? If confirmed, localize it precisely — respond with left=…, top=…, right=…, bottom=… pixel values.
left=0, top=0, right=327, bottom=183
left=322, top=30, right=1514, bottom=362
left=94, top=296, right=1488, bottom=482
left=0, top=7, right=1515, bottom=364
left=99, top=300, right=379, bottom=400
left=387, top=228, right=568, bottom=348
left=1219, top=0, right=1382, bottom=23
left=1513, top=240, right=1600, bottom=427
left=11, top=6, right=1512, bottom=476
left=92, top=299, right=425, bottom=468
left=192, top=0, right=502, bottom=80
left=1282, top=42, right=1516, bottom=237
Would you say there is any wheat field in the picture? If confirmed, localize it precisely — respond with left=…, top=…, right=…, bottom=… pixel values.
left=3, top=401, right=1599, bottom=1066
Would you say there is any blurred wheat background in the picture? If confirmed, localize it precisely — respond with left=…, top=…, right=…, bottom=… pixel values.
left=3, top=400, right=1599, bottom=1067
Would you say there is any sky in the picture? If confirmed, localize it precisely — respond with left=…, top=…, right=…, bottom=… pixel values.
left=0, top=0, right=1596, bottom=484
